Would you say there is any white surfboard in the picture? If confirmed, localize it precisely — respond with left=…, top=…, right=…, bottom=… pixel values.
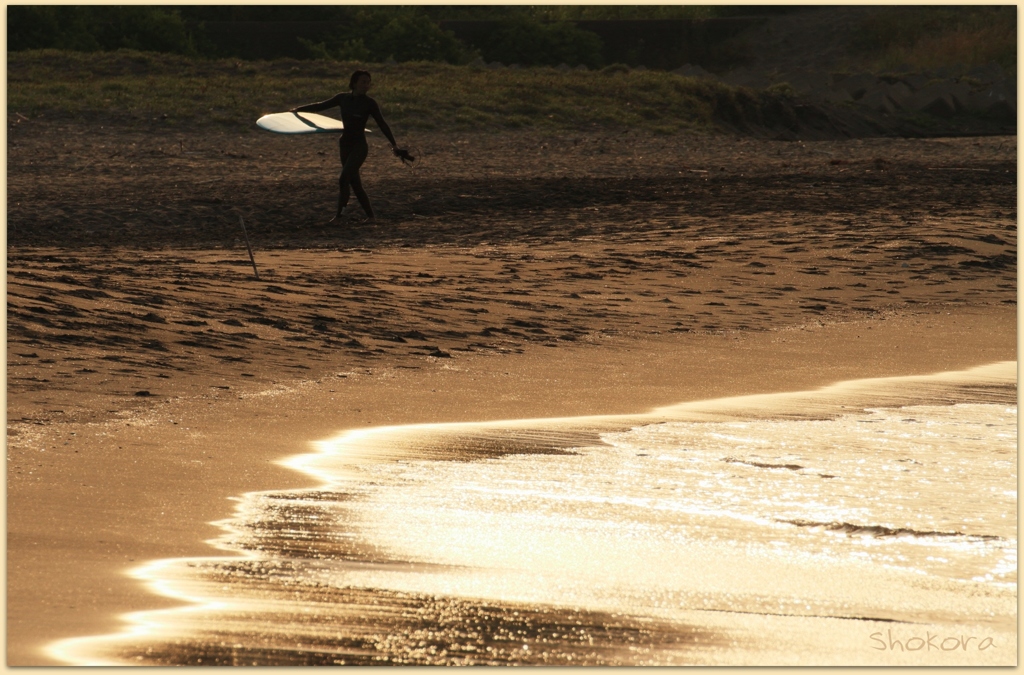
left=256, top=111, right=350, bottom=135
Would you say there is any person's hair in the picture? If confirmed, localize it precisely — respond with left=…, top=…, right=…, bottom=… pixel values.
left=349, top=70, right=371, bottom=91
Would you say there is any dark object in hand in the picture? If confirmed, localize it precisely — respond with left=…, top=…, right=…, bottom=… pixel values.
left=394, top=147, right=415, bottom=164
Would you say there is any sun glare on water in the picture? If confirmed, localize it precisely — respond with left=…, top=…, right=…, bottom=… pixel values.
left=49, top=362, right=1017, bottom=666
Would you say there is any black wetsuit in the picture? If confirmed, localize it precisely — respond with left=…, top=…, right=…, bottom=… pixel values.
left=294, top=93, right=396, bottom=219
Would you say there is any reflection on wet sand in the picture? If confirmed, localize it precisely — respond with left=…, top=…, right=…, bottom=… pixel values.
left=50, top=363, right=1016, bottom=666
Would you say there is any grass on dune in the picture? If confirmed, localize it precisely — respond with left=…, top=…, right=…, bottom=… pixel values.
left=851, top=6, right=1016, bottom=75
left=874, top=22, right=1017, bottom=75
left=7, top=49, right=768, bottom=134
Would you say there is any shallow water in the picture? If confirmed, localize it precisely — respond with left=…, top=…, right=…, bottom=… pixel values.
left=51, top=362, right=1017, bottom=666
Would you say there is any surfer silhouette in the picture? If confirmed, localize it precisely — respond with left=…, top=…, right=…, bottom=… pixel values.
left=291, top=70, right=413, bottom=223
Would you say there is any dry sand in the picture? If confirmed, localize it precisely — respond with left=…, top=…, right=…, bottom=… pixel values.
left=6, top=122, right=1017, bottom=665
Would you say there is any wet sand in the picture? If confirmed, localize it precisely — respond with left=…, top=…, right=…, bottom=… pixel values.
left=6, top=123, right=1017, bottom=664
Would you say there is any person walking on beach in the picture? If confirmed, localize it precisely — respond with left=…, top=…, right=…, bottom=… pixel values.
left=291, top=70, right=412, bottom=223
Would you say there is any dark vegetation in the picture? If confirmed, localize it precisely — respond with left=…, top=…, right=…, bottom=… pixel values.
left=8, top=6, right=1013, bottom=75
left=6, top=5, right=819, bottom=70
left=9, top=6, right=1014, bottom=73
left=850, top=6, right=1016, bottom=74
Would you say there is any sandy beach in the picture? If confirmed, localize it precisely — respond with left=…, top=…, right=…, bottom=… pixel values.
left=6, top=122, right=1017, bottom=665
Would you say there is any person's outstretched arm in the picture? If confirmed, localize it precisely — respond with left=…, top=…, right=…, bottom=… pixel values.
left=291, top=94, right=342, bottom=114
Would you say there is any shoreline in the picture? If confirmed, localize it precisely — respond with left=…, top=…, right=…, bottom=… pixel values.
left=48, top=356, right=1017, bottom=666
left=8, top=303, right=1016, bottom=665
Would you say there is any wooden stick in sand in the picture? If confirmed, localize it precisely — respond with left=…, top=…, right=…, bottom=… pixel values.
left=238, top=215, right=260, bottom=280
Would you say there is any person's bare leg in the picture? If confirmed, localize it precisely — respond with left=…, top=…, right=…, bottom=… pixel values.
left=329, top=173, right=352, bottom=224
left=331, top=141, right=368, bottom=225
left=350, top=173, right=375, bottom=221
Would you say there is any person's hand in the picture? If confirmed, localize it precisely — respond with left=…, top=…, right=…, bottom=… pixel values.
left=393, top=147, right=415, bottom=164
